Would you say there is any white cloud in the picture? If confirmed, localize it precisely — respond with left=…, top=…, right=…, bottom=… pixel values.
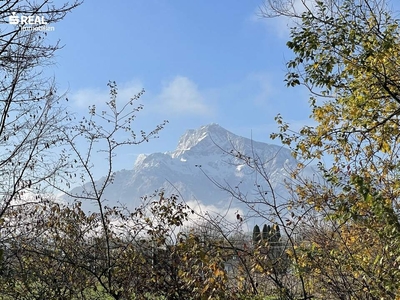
left=185, top=200, right=245, bottom=225
left=71, top=87, right=107, bottom=108
left=117, top=80, right=146, bottom=101
left=156, top=76, right=212, bottom=116
left=70, top=80, right=144, bottom=109
left=70, top=77, right=212, bottom=117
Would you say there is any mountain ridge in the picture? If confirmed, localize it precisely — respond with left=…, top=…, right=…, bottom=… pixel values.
left=68, top=123, right=297, bottom=217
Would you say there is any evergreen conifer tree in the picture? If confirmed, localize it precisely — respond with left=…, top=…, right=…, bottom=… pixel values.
left=262, top=224, right=269, bottom=241
left=252, top=225, right=261, bottom=245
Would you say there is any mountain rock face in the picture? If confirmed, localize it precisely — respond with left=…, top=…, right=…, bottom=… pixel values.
left=71, top=124, right=298, bottom=216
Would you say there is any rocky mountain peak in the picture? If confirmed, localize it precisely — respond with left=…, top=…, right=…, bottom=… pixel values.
left=69, top=123, right=303, bottom=213
left=173, top=123, right=238, bottom=157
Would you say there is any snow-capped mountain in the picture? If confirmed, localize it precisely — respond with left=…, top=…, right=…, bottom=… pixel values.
left=70, top=124, right=298, bottom=218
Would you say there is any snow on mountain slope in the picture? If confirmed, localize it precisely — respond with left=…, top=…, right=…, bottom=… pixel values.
left=69, top=124, right=299, bottom=216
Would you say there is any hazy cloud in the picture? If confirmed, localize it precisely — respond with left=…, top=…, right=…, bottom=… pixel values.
left=157, top=76, right=212, bottom=116
left=185, top=200, right=245, bottom=225
left=71, top=80, right=144, bottom=109
left=71, top=87, right=107, bottom=108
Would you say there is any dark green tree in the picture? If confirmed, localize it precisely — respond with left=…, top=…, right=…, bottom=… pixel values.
left=252, top=225, right=261, bottom=245
left=262, top=224, right=270, bottom=241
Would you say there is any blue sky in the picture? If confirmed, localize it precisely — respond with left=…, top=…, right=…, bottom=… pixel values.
left=47, top=0, right=314, bottom=172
